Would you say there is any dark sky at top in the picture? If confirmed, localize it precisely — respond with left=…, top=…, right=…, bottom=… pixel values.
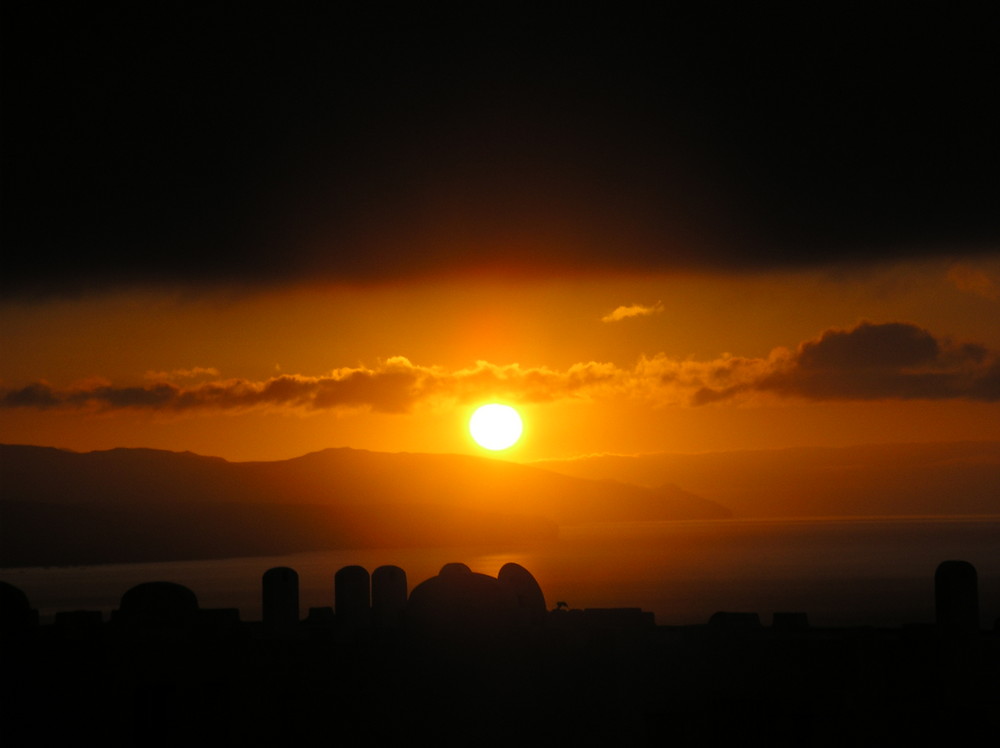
left=3, top=4, right=998, bottom=298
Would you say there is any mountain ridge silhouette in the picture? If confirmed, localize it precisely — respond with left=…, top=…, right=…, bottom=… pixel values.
left=0, top=444, right=728, bottom=567
left=534, top=441, right=1000, bottom=518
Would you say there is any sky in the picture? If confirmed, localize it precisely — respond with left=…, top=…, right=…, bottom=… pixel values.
left=3, top=5, right=999, bottom=462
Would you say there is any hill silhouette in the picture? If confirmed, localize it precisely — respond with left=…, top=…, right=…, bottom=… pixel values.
left=0, top=445, right=727, bottom=567
left=535, top=442, right=1000, bottom=518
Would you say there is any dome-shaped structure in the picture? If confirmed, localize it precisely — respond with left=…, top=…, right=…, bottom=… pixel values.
left=498, top=562, right=547, bottom=627
left=405, top=563, right=519, bottom=642
left=0, top=581, right=37, bottom=633
left=117, top=581, right=199, bottom=629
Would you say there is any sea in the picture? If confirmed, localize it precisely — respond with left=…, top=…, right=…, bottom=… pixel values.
left=4, top=517, right=999, bottom=628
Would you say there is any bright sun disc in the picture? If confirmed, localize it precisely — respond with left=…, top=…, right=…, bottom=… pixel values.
left=469, top=404, right=523, bottom=451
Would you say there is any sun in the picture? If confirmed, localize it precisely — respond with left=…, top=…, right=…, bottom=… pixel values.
left=469, top=404, right=523, bottom=451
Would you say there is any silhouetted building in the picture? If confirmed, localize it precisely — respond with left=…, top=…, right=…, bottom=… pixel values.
left=195, top=607, right=242, bottom=637
left=305, top=606, right=335, bottom=626
left=405, top=562, right=519, bottom=644
left=372, top=564, right=407, bottom=630
left=709, top=611, right=761, bottom=629
left=498, top=562, right=547, bottom=627
left=771, top=612, right=809, bottom=631
left=335, top=565, right=371, bottom=630
left=114, top=581, right=199, bottom=631
left=583, top=607, right=656, bottom=629
left=53, top=610, right=103, bottom=640
left=0, top=581, right=38, bottom=634
left=3, top=559, right=999, bottom=746
left=935, top=560, right=979, bottom=635
left=262, top=566, right=299, bottom=636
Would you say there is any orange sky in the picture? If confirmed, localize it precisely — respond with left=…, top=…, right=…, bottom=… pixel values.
left=3, top=257, right=999, bottom=462
left=3, top=8, right=999, bottom=463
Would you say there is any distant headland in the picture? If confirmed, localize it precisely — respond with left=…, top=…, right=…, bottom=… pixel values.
left=0, top=444, right=727, bottom=567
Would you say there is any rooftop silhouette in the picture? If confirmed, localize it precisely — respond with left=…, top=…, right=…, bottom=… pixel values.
left=2, top=560, right=997, bottom=745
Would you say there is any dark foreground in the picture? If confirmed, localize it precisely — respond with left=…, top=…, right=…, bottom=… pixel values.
left=2, top=561, right=997, bottom=747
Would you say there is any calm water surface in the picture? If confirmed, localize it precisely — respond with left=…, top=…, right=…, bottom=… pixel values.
left=5, top=517, right=998, bottom=627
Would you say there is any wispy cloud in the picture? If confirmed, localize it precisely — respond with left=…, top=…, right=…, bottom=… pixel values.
left=948, top=264, right=999, bottom=300
left=144, top=367, right=221, bottom=381
left=3, top=323, right=997, bottom=416
left=601, top=302, right=663, bottom=323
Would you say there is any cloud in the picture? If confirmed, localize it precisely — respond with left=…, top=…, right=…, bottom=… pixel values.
left=696, top=321, right=999, bottom=404
left=948, top=264, right=999, bottom=300
left=3, top=7, right=999, bottom=299
left=0, top=358, right=622, bottom=416
left=3, top=323, right=997, bottom=416
left=0, top=382, right=61, bottom=409
left=602, top=302, right=663, bottom=323
left=144, top=367, right=221, bottom=381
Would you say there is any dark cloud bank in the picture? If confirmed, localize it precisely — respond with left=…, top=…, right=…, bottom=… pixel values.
left=3, top=6, right=998, bottom=298
left=693, top=322, right=1000, bottom=405
left=4, top=322, right=997, bottom=414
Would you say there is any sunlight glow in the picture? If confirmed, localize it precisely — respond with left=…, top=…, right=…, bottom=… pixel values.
left=469, top=404, right=523, bottom=451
